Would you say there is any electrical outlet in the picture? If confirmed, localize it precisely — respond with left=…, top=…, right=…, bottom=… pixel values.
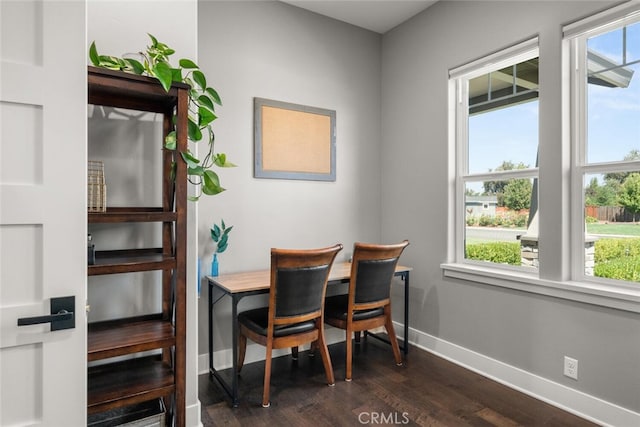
left=564, top=356, right=578, bottom=380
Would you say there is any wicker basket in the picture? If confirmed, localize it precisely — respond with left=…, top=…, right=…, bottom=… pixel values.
left=88, top=160, right=106, bottom=212
left=87, top=398, right=165, bottom=426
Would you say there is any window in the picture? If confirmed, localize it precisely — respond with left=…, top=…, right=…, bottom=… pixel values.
left=444, top=6, right=640, bottom=311
left=450, top=39, right=539, bottom=271
left=569, top=6, right=640, bottom=287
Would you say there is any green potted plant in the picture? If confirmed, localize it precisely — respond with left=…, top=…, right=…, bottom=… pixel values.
left=210, top=219, right=232, bottom=276
left=89, top=34, right=235, bottom=201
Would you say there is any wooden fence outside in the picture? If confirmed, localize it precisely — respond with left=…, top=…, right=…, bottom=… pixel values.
left=585, top=206, right=639, bottom=222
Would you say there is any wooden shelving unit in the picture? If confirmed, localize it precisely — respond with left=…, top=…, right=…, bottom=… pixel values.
left=87, top=356, right=175, bottom=414
left=87, top=66, right=187, bottom=426
left=88, top=207, right=177, bottom=223
left=88, top=315, right=176, bottom=361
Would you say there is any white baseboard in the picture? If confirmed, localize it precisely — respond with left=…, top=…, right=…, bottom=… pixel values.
left=198, top=324, right=640, bottom=427
left=186, top=400, right=201, bottom=427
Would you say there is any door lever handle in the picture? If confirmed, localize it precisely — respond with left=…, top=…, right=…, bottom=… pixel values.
left=17, top=296, right=75, bottom=331
left=18, top=310, right=73, bottom=326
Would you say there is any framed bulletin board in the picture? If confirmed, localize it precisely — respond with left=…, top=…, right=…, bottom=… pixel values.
left=254, top=98, right=336, bottom=181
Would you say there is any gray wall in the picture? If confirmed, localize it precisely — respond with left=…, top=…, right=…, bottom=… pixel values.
left=381, top=0, right=640, bottom=413
left=197, top=1, right=384, bottom=351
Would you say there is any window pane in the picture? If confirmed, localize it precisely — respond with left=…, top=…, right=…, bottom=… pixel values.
left=515, top=60, right=539, bottom=94
left=588, top=27, right=623, bottom=63
left=587, top=22, right=640, bottom=163
left=467, top=58, right=538, bottom=175
left=584, top=172, right=640, bottom=283
left=468, top=101, right=539, bottom=175
left=465, top=179, right=537, bottom=269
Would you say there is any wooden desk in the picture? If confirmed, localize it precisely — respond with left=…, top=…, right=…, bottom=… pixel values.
left=207, top=262, right=411, bottom=407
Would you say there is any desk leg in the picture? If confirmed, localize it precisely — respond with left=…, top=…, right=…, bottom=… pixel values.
left=208, top=283, right=240, bottom=407
left=208, top=281, right=214, bottom=377
left=403, top=271, right=409, bottom=356
left=230, top=294, right=240, bottom=407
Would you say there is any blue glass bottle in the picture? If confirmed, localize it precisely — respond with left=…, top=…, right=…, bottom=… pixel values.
left=211, top=253, right=219, bottom=277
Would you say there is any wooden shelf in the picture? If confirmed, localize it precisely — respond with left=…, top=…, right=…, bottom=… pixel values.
left=88, top=66, right=189, bottom=114
left=87, top=65, right=187, bottom=425
left=88, top=249, right=175, bottom=275
left=88, top=316, right=175, bottom=361
left=87, top=356, right=175, bottom=415
left=89, top=207, right=176, bottom=224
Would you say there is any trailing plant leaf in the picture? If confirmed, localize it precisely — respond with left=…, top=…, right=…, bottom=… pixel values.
left=188, top=165, right=206, bottom=176
left=193, top=70, right=206, bottom=90
left=164, top=131, right=177, bottom=150
left=203, top=170, right=224, bottom=195
left=170, top=162, right=176, bottom=182
left=203, top=184, right=224, bottom=196
left=206, top=87, right=222, bottom=105
left=198, top=95, right=215, bottom=111
left=170, top=68, right=183, bottom=82
left=124, top=58, right=145, bottom=75
left=214, top=153, right=236, bottom=168
left=97, top=55, right=121, bottom=69
left=198, top=107, right=216, bottom=127
left=204, top=169, right=220, bottom=187
left=89, top=42, right=100, bottom=66
left=214, top=153, right=227, bottom=167
left=179, top=58, right=199, bottom=69
left=89, top=34, right=235, bottom=201
left=187, top=118, right=203, bottom=141
left=180, top=151, right=200, bottom=169
left=152, top=62, right=173, bottom=92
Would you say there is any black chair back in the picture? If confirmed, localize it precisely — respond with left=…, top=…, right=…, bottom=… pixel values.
left=274, top=265, right=331, bottom=318
left=354, top=258, right=399, bottom=304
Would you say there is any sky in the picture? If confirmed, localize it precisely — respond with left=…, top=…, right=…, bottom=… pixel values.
left=468, top=101, right=538, bottom=175
left=587, top=25, right=640, bottom=164
left=467, top=22, right=640, bottom=186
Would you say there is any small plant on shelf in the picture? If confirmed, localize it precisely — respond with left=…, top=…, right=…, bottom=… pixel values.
left=88, top=34, right=235, bottom=201
left=210, top=219, right=233, bottom=276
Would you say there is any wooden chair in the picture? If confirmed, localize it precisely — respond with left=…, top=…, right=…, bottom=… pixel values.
left=324, top=240, right=409, bottom=381
left=237, top=244, right=343, bottom=407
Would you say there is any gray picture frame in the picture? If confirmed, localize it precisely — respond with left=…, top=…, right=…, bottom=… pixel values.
left=254, top=97, right=336, bottom=181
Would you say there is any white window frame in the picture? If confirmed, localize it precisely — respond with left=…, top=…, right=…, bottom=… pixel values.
left=568, top=3, right=640, bottom=292
left=450, top=38, right=539, bottom=273
left=442, top=11, right=640, bottom=313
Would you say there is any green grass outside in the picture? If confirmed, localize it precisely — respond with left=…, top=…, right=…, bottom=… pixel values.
left=586, top=223, right=640, bottom=236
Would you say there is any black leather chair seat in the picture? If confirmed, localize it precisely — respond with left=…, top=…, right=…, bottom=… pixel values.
left=239, top=307, right=316, bottom=337
left=324, top=294, right=384, bottom=321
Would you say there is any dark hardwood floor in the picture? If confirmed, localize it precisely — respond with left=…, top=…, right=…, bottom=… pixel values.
left=199, top=337, right=599, bottom=426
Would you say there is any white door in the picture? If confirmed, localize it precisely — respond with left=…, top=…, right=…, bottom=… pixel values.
left=0, top=1, right=87, bottom=425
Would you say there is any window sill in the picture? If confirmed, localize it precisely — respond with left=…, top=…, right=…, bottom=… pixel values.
left=441, top=263, right=640, bottom=313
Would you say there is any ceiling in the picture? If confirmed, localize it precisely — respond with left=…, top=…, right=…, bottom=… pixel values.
left=279, top=0, right=438, bottom=34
